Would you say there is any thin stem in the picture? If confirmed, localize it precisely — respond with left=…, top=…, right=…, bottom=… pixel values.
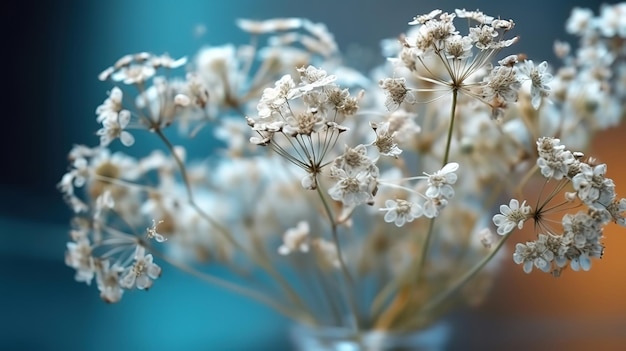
left=442, top=89, right=458, bottom=166
left=147, top=244, right=310, bottom=323
left=152, top=127, right=315, bottom=322
left=418, top=231, right=513, bottom=315
left=373, top=86, right=460, bottom=328
left=315, top=177, right=361, bottom=331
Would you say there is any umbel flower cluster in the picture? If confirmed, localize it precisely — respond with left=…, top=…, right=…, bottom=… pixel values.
left=59, top=4, right=625, bottom=336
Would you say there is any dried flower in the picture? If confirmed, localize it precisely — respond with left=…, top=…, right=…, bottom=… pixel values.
left=57, top=4, right=626, bottom=338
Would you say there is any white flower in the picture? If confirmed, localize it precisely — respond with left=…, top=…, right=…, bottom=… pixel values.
left=443, top=35, right=473, bottom=60
left=96, top=87, right=124, bottom=123
left=151, top=54, right=187, bottom=69
left=283, top=110, right=326, bottom=136
left=370, top=121, right=403, bottom=158
left=278, top=221, right=310, bottom=255
left=93, top=190, right=115, bottom=222
left=328, top=168, right=376, bottom=207
left=65, top=238, right=95, bottom=285
left=300, top=173, right=317, bottom=190
left=409, top=9, right=442, bottom=25
left=236, top=18, right=303, bottom=34
left=535, top=137, right=575, bottom=180
left=332, top=144, right=374, bottom=175
left=380, top=199, right=423, bottom=227
left=111, top=64, right=156, bottom=85
left=607, top=198, right=626, bottom=227
left=291, top=65, right=336, bottom=97
left=492, top=199, right=531, bottom=235
left=422, top=197, right=448, bottom=218
left=479, top=228, right=495, bottom=249
left=566, top=7, right=594, bottom=35
left=455, top=9, right=494, bottom=24
left=518, top=60, right=553, bottom=109
left=379, top=77, right=415, bottom=111
left=513, top=239, right=554, bottom=274
left=96, top=260, right=124, bottom=303
left=424, top=162, right=459, bottom=199
left=572, top=163, right=615, bottom=207
left=120, top=246, right=161, bottom=290
left=257, top=74, right=295, bottom=118
left=569, top=252, right=592, bottom=271
left=96, top=110, right=135, bottom=147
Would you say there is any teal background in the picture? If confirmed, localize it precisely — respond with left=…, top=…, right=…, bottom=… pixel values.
left=1, top=0, right=608, bottom=350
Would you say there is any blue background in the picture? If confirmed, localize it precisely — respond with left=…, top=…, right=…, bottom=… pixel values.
left=1, top=0, right=610, bottom=350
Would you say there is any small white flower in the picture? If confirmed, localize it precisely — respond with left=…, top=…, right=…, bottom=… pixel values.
left=300, top=173, right=317, bottom=190
left=535, top=137, right=575, bottom=180
left=111, top=64, right=156, bottom=85
left=572, top=163, right=615, bottom=207
left=479, top=228, right=495, bottom=249
left=379, top=199, right=423, bottom=227
left=370, top=121, right=403, bottom=158
left=257, top=74, right=294, bottom=118
left=455, top=9, right=494, bottom=24
left=379, top=77, right=415, bottom=111
left=492, top=199, right=531, bottom=235
left=65, top=238, right=95, bottom=285
left=424, top=162, right=459, bottom=199
left=409, top=9, right=442, bottom=25
left=93, top=190, right=115, bottom=222
left=120, top=246, right=161, bottom=290
left=328, top=168, right=376, bottom=207
left=422, top=197, right=448, bottom=218
left=291, top=65, right=336, bottom=97
left=518, top=60, right=553, bottom=109
left=96, top=87, right=124, bottom=123
left=513, top=239, right=554, bottom=274
left=96, top=110, right=135, bottom=147
left=96, top=260, right=124, bottom=303
left=278, top=221, right=310, bottom=255
left=570, top=252, right=592, bottom=271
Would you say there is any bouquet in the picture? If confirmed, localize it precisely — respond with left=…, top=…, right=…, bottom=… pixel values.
left=59, top=4, right=626, bottom=349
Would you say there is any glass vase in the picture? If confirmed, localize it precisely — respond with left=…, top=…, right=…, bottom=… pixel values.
left=290, top=322, right=450, bottom=351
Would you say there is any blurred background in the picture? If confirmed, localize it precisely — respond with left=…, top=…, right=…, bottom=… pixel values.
left=2, top=0, right=624, bottom=350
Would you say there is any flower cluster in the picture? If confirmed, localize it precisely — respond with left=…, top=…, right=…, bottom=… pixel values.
left=58, top=4, right=625, bottom=338
left=246, top=65, right=360, bottom=190
left=383, top=9, right=554, bottom=119
left=493, top=137, right=625, bottom=275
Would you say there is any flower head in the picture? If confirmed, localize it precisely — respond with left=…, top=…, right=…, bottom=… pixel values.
left=120, top=245, right=162, bottom=290
left=379, top=199, right=423, bottom=227
left=518, top=60, right=553, bottom=109
left=492, top=199, right=531, bottom=235
left=424, top=162, right=459, bottom=199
